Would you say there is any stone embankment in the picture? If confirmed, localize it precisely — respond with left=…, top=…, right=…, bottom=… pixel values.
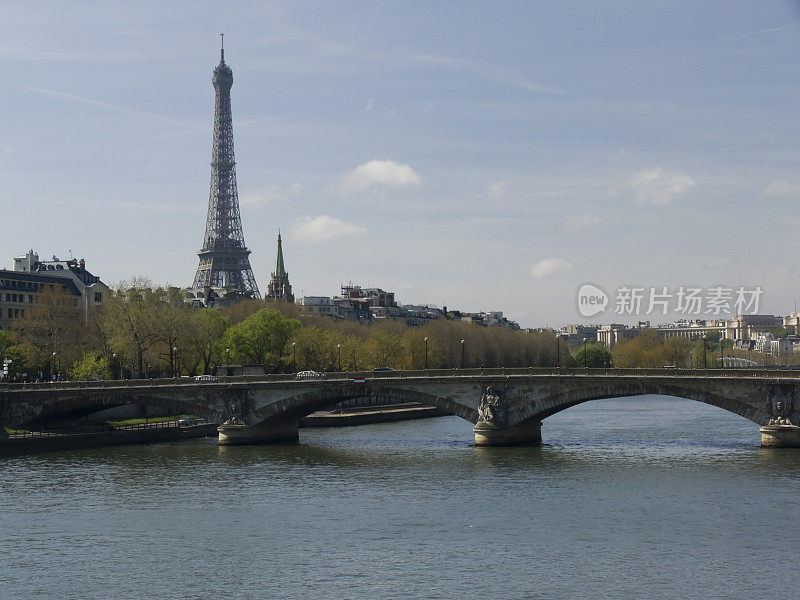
left=300, top=402, right=446, bottom=427
left=0, top=422, right=217, bottom=457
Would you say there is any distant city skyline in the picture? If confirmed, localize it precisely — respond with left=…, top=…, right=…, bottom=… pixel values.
left=3, top=2, right=800, bottom=327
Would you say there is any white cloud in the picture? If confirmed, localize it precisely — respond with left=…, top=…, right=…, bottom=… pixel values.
left=530, top=258, right=572, bottom=279
left=488, top=179, right=511, bottom=197
left=240, top=182, right=302, bottom=207
left=629, top=167, right=695, bottom=206
left=763, top=179, right=800, bottom=197
left=292, top=215, right=365, bottom=242
left=339, top=159, right=421, bottom=195
left=364, top=97, right=375, bottom=112
left=564, top=213, right=601, bottom=232
left=240, top=187, right=281, bottom=207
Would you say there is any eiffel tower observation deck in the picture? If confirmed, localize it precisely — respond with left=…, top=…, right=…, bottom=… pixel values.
left=191, top=36, right=260, bottom=302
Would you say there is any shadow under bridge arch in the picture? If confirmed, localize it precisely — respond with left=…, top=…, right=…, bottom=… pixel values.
left=249, top=383, right=479, bottom=426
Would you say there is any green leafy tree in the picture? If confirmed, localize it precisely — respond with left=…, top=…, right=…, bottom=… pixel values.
left=664, top=337, right=693, bottom=367
left=399, top=329, right=441, bottom=369
left=361, top=331, right=404, bottom=370
left=612, top=330, right=666, bottom=368
left=103, top=279, right=170, bottom=378
left=692, top=339, right=710, bottom=367
left=220, top=309, right=301, bottom=372
left=0, top=330, right=26, bottom=380
left=573, top=345, right=613, bottom=368
left=71, top=353, right=113, bottom=381
left=288, top=326, right=330, bottom=371
left=11, top=285, right=88, bottom=377
left=183, top=309, right=229, bottom=374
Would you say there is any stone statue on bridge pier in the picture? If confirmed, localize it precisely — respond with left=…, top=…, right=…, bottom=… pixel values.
left=767, top=400, right=794, bottom=426
left=760, top=389, right=800, bottom=447
left=473, top=385, right=540, bottom=446
left=477, top=386, right=506, bottom=426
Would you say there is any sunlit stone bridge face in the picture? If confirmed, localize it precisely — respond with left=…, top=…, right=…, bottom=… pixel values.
left=2, top=369, right=800, bottom=447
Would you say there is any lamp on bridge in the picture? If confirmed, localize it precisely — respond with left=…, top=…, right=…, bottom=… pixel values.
left=583, top=337, right=587, bottom=368
left=51, top=352, right=57, bottom=381
left=173, top=346, right=179, bottom=378
left=292, top=342, right=296, bottom=373
left=703, top=335, right=707, bottom=369
left=424, top=337, right=429, bottom=370
left=461, top=339, right=465, bottom=369
left=337, top=343, right=341, bottom=372
left=557, top=336, right=560, bottom=368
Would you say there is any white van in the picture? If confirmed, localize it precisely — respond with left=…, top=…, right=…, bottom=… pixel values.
left=295, top=370, right=323, bottom=380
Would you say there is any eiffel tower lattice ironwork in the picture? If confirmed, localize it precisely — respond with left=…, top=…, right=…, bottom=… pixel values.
left=191, top=37, right=260, bottom=299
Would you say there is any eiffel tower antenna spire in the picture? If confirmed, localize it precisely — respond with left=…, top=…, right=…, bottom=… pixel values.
left=191, top=39, right=260, bottom=301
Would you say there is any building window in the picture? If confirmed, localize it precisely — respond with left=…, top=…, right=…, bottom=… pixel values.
left=94, top=292, right=103, bottom=303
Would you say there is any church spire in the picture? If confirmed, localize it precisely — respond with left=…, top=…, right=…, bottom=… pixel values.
left=266, top=231, right=294, bottom=303
left=275, top=231, right=286, bottom=278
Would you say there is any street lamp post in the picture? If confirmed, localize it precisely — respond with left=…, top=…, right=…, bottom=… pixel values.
left=703, top=336, right=707, bottom=369
left=292, top=342, right=296, bottom=372
left=337, top=343, right=341, bottom=372
left=460, top=339, right=465, bottom=369
left=720, top=337, right=724, bottom=369
left=173, top=347, right=179, bottom=377
left=112, top=353, right=117, bottom=380
left=424, top=337, right=429, bottom=370
left=557, top=336, right=560, bottom=368
left=583, top=337, right=588, bottom=368
left=52, top=352, right=57, bottom=381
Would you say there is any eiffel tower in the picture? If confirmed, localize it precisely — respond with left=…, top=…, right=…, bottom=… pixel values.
left=191, top=36, right=260, bottom=301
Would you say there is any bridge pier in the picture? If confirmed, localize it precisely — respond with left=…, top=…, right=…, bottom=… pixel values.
left=760, top=425, right=800, bottom=448
left=473, top=421, right=542, bottom=446
left=218, top=420, right=300, bottom=446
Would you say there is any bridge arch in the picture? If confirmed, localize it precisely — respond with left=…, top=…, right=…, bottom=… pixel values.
left=251, top=384, right=478, bottom=426
left=16, top=390, right=225, bottom=428
left=515, top=381, right=771, bottom=428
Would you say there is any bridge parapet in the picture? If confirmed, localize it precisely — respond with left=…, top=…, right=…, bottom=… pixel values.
left=7, top=367, right=800, bottom=394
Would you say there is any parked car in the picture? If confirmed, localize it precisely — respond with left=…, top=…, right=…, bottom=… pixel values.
left=295, top=370, right=323, bottom=380
left=373, top=366, right=397, bottom=373
left=194, top=375, right=217, bottom=382
left=177, top=417, right=198, bottom=427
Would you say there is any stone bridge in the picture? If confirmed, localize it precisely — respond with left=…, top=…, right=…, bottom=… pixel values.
left=2, top=368, right=799, bottom=447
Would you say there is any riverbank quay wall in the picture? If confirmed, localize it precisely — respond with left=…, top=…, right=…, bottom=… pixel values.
left=3, top=369, right=800, bottom=446
left=0, top=423, right=217, bottom=457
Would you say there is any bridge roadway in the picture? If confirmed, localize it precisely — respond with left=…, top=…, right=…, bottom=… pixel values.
left=2, top=368, right=800, bottom=447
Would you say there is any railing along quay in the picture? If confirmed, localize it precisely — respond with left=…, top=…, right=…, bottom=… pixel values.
left=5, top=419, right=207, bottom=439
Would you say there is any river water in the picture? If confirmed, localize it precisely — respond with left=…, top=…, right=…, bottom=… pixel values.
left=2, top=395, right=799, bottom=600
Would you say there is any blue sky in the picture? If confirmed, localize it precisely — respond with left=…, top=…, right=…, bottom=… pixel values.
left=2, top=1, right=800, bottom=327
